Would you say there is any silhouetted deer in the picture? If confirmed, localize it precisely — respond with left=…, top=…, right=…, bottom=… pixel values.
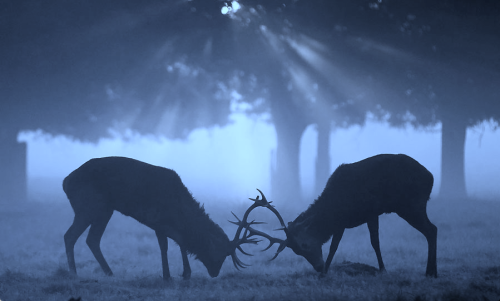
left=241, top=154, right=438, bottom=277
left=63, top=157, right=258, bottom=280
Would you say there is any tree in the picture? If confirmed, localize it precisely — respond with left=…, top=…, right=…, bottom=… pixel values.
left=1, top=0, right=127, bottom=202
left=218, top=1, right=385, bottom=202
left=0, top=0, right=234, bottom=203
left=326, top=0, right=500, bottom=199
left=249, top=0, right=500, bottom=200
left=258, top=0, right=499, bottom=200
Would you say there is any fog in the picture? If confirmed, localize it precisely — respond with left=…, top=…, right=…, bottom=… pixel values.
left=21, top=114, right=500, bottom=204
left=2, top=0, right=499, bottom=207
left=2, top=2, right=500, bottom=300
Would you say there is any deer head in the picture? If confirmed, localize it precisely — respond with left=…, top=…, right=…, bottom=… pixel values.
left=232, top=189, right=325, bottom=273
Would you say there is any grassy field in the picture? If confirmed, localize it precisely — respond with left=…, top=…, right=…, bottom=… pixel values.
left=0, top=196, right=499, bottom=301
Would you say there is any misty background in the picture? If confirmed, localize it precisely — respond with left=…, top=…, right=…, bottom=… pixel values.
left=19, top=117, right=500, bottom=202
left=1, top=0, right=499, bottom=207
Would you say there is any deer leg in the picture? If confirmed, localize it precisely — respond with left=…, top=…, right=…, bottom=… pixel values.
left=155, top=231, right=171, bottom=280
left=180, top=245, right=191, bottom=280
left=367, top=216, right=386, bottom=272
left=86, top=210, right=113, bottom=276
left=64, top=214, right=92, bottom=274
left=324, top=228, right=345, bottom=274
left=397, top=209, right=438, bottom=278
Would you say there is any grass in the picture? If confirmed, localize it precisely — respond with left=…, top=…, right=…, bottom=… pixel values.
left=0, top=196, right=499, bottom=301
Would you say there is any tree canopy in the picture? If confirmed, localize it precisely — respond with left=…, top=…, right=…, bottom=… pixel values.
left=1, top=0, right=235, bottom=140
left=1, top=0, right=498, bottom=202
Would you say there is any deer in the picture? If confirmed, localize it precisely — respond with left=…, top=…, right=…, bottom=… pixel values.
left=63, top=156, right=264, bottom=280
left=240, top=154, right=438, bottom=277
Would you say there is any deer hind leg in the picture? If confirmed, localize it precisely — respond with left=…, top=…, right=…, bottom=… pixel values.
left=155, top=231, right=171, bottom=280
left=397, top=207, right=438, bottom=278
left=367, top=216, right=386, bottom=272
left=180, top=245, right=191, bottom=280
left=85, top=209, right=114, bottom=276
left=64, top=214, right=92, bottom=274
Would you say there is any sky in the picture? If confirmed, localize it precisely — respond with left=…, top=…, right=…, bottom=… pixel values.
left=20, top=113, right=500, bottom=204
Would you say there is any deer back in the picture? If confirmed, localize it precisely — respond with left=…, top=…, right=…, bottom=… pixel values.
left=312, top=154, right=434, bottom=229
left=63, top=157, right=202, bottom=229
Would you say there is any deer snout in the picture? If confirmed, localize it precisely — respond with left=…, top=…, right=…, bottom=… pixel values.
left=300, top=248, right=325, bottom=273
left=303, top=256, right=324, bottom=273
left=208, top=269, right=220, bottom=278
left=313, top=262, right=325, bottom=273
left=206, top=260, right=224, bottom=278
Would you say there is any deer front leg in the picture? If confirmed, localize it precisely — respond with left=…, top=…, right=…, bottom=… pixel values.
left=155, top=231, right=171, bottom=280
left=323, top=228, right=345, bottom=274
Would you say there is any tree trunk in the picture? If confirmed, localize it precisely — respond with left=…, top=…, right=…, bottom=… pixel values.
left=271, top=121, right=306, bottom=204
left=0, top=128, right=27, bottom=204
left=269, top=87, right=308, bottom=205
left=315, top=120, right=331, bottom=197
left=440, top=115, right=467, bottom=199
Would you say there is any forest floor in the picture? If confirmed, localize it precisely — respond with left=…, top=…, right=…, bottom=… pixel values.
left=0, top=195, right=499, bottom=301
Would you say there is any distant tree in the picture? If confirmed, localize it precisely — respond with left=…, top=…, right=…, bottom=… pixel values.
left=247, top=0, right=499, bottom=200
left=217, top=1, right=385, bottom=202
left=411, top=2, right=500, bottom=199
left=1, top=0, right=127, bottom=202
left=0, top=0, right=233, bottom=203
left=233, top=0, right=500, bottom=200
left=5, top=0, right=495, bottom=205
left=324, top=0, right=500, bottom=199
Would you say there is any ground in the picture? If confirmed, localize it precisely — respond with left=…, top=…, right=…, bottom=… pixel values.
left=0, top=196, right=499, bottom=301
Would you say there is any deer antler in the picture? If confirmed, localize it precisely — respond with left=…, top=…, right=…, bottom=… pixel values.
left=239, top=219, right=287, bottom=260
left=250, top=189, right=287, bottom=234
left=229, top=194, right=269, bottom=269
left=247, top=189, right=288, bottom=260
left=229, top=189, right=288, bottom=268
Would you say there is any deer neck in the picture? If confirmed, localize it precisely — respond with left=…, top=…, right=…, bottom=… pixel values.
left=179, top=209, right=230, bottom=256
left=294, top=201, right=333, bottom=244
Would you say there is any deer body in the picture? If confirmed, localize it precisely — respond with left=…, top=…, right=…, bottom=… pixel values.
left=63, top=156, right=233, bottom=279
left=287, top=154, right=437, bottom=277
left=308, top=153, right=434, bottom=230
left=250, top=154, right=438, bottom=277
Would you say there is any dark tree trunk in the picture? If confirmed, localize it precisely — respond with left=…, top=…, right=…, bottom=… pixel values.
left=269, top=86, right=308, bottom=204
left=315, top=120, right=331, bottom=197
left=0, top=128, right=27, bottom=204
left=440, top=115, right=467, bottom=199
left=271, top=121, right=306, bottom=203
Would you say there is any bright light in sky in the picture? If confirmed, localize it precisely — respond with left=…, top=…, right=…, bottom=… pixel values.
left=221, top=1, right=241, bottom=15
left=221, top=6, right=230, bottom=15
left=232, top=1, right=241, bottom=12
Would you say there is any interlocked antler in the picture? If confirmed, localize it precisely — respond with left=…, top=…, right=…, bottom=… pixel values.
left=246, top=189, right=288, bottom=260
left=229, top=189, right=288, bottom=269
left=229, top=193, right=267, bottom=270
